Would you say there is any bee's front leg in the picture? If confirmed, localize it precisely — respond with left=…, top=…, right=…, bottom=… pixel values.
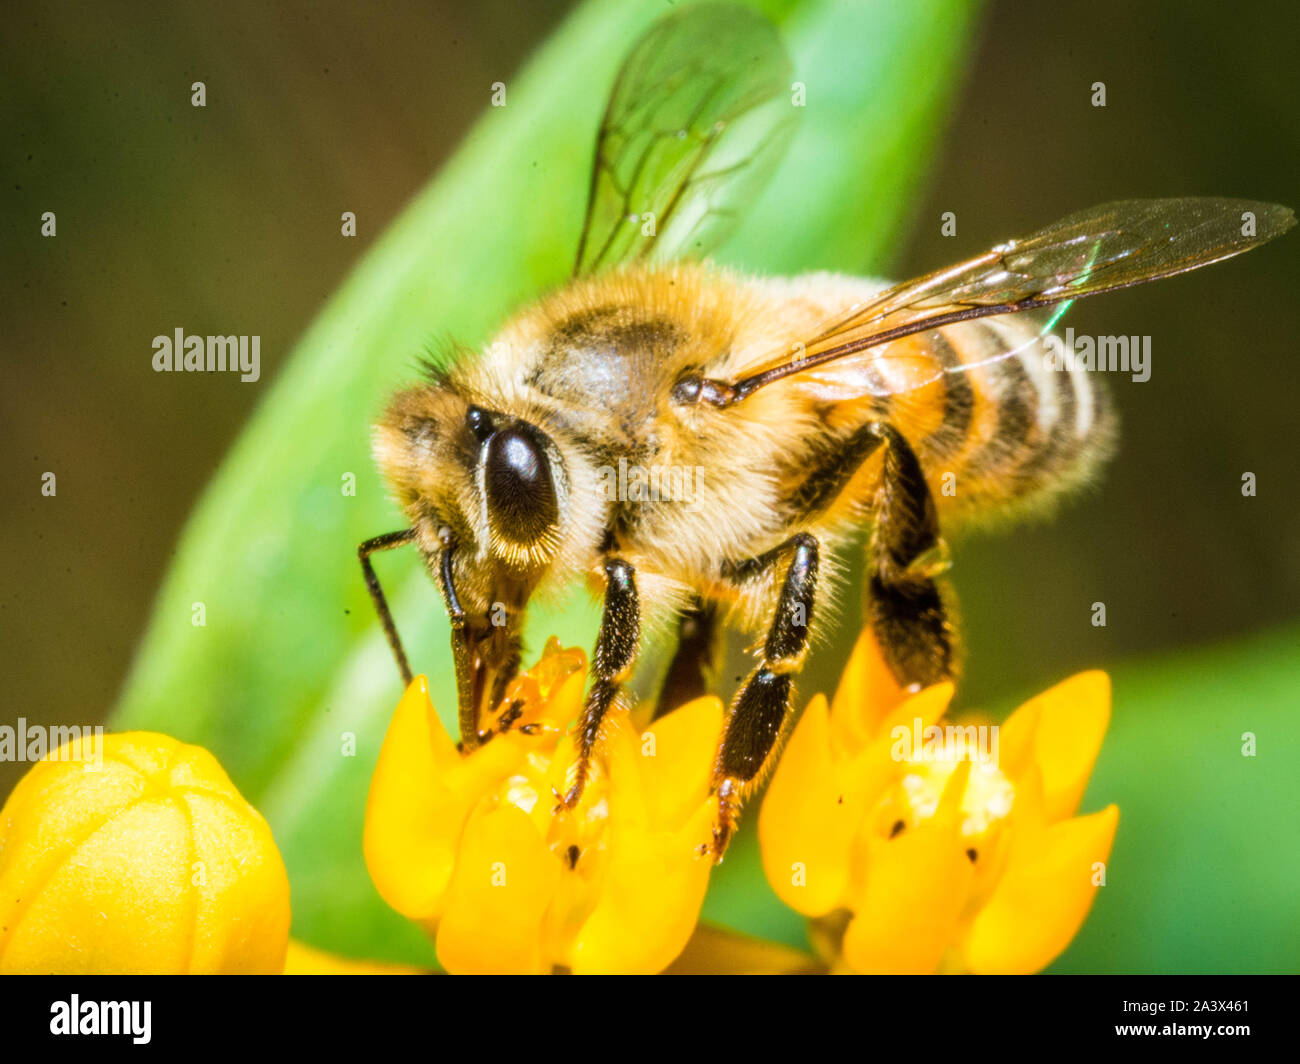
left=358, top=528, right=418, bottom=686
left=711, top=532, right=819, bottom=860
left=561, top=556, right=640, bottom=808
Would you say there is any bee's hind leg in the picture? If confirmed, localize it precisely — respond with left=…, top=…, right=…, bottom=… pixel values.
left=703, top=422, right=955, bottom=859
left=710, top=533, right=819, bottom=860
left=863, top=422, right=957, bottom=687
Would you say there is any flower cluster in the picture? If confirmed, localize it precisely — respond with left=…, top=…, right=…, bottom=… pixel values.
left=363, top=638, right=721, bottom=974
left=759, top=630, right=1118, bottom=974
left=0, top=626, right=1118, bottom=976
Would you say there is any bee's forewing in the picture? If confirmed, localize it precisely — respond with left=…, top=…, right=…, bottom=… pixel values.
left=732, top=198, right=1295, bottom=399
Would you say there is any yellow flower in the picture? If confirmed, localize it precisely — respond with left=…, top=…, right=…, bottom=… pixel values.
left=364, top=638, right=719, bottom=974
left=759, top=630, right=1118, bottom=974
left=0, top=731, right=290, bottom=974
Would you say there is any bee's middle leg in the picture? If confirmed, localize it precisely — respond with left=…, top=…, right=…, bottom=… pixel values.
left=562, top=556, right=640, bottom=808
left=711, top=533, right=819, bottom=859
left=654, top=597, right=719, bottom=719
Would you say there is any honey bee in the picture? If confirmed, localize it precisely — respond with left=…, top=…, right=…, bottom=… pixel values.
left=360, top=4, right=1293, bottom=858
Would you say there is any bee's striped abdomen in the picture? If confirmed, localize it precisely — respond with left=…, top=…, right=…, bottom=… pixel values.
left=918, top=316, right=1115, bottom=521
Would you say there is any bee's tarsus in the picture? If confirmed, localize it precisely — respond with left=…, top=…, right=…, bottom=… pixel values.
left=708, top=534, right=821, bottom=860
left=563, top=556, right=641, bottom=812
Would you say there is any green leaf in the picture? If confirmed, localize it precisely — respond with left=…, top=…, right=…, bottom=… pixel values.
left=1048, top=623, right=1300, bottom=973
left=113, top=0, right=981, bottom=964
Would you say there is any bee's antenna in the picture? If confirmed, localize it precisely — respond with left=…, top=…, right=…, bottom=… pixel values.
left=358, top=528, right=418, bottom=685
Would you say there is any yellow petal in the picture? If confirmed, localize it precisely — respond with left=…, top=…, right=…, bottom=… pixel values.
left=364, top=675, right=524, bottom=922
left=568, top=800, right=714, bottom=975
left=1000, top=672, right=1110, bottom=821
left=963, top=804, right=1119, bottom=974
left=830, top=628, right=907, bottom=753
left=933, top=757, right=973, bottom=831
left=878, top=682, right=957, bottom=759
left=537, top=647, right=587, bottom=728
left=435, top=804, right=560, bottom=975
left=364, top=677, right=463, bottom=922
left=841, top=821, right=974, bottom=975
left=639, top=695, right=724, bottom=828
left=600, top=711, right=653, bottom=829
left=183, top=785, right=294, bottom=973
left=0, top=732, right=289, bottom=975
left=758, top=695, right=855, bottom=916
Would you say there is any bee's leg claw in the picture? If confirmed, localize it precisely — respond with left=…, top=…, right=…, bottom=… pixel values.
left=710, top=823, right=732, bottom=864
left=560, top=781, right=584, bottom=810
left=707, top=780, right=740, bottom=863
left=551, top=781, right=591, bottom=815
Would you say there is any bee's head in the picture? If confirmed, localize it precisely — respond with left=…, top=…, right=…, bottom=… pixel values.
left=373, top=380, right=572, bottom=729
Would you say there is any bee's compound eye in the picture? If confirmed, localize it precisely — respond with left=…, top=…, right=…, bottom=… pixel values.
left=484, top=427, right=558, bottom=543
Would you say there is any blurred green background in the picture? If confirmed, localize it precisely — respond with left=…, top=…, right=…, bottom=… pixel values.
left=2, top=0, right=1297, bottom=972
